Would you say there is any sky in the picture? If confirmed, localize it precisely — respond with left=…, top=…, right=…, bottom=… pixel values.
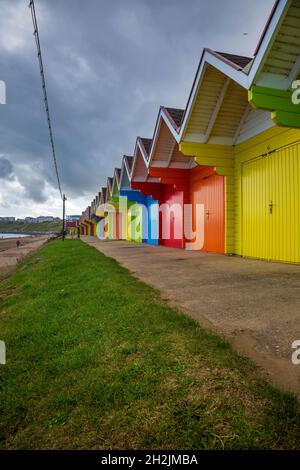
left=0, top=0, right=275, bottom=218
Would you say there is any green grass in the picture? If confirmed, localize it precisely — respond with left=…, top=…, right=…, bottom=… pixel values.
left=0, top=220, right=62, bottom=234
left=0, top=239, right=300, bottom=449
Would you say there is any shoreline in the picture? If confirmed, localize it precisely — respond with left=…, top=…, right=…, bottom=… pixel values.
left=0, top=236, right=50, bottom=277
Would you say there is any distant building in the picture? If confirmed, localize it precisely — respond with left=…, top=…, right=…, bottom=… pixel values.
left=66, top=215, right=80, bottom=222
left=25, top=217, right=38, bottom=224
left=36, top=216, right=55, bottom=223
left=12, top=216, right=61, bottom=224
left=0, top=217, right=15, bottom=222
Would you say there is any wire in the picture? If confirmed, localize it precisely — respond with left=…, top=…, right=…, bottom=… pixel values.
left=29, top=0, right=64, bottom=200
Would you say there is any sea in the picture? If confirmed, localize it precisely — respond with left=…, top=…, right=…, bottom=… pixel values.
left=0, top=233, right=30, bottom=239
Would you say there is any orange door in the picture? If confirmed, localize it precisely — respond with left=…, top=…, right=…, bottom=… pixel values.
left=191, top=173, right=225, bottom=253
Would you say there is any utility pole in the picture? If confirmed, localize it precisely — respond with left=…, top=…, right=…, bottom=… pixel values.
left=62, top=194, right=67, bottom=241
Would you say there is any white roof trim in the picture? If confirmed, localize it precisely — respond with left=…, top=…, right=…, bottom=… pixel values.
left=119, top=156, right=132, bottom=190
left=124, top=158, right=132, bottom=183
left=112, top=169, right=120, bottom=196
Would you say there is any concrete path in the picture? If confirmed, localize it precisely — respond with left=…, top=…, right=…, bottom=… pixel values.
left=82, top=236, right=300, bottom=396
left=0, top=236, right=50, bottom=277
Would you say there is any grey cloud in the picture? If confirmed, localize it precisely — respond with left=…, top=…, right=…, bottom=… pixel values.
left=17, top=168, right=48, bottom=203
left=0, top=156, right=14, bottom=179
left=0, top=0, right=276, bottom=215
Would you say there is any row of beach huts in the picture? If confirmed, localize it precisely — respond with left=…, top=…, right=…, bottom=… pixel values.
left=79, top=0, right=300, bottom=265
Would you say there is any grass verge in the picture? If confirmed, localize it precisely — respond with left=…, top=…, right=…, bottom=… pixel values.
left=0, top=239, right=300, bottom=449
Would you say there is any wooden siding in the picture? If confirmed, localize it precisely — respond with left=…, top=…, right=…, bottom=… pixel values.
left=184, top=66, right=227, bottom=142
left=210, top=81, right=248, bottom=139
left=152, top=121, right=175, bottom=164
left=261, top=0, right=300, bottom=78
left=133, top=148, right=148, bottom=180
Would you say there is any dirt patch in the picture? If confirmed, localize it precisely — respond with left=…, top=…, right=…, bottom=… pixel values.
left=0, top=236, right=50, bottom=278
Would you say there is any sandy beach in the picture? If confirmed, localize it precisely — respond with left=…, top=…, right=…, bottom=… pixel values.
left=0, top=236, right=50, bottom=277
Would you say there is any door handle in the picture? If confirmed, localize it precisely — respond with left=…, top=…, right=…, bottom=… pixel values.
left=269, top=200, right=273, bottom=215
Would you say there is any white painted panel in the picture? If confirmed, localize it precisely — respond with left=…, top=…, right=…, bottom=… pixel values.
left=235, top=107, right=275, bottom=144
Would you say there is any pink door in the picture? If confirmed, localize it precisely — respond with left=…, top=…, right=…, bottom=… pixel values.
left=161, top=186, right=184, bottom=249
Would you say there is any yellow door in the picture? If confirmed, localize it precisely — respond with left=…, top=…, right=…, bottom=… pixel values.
left=242, top=142, right=300, bottom=263
left=126, top=208, right=131, bottom=241
left=127, top=204, right=142, bottom=243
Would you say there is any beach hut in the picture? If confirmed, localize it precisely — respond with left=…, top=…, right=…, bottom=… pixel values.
left=94, top=190, right=108, bottom=239
left=130, top=137, right=161, bottom=245
left=110, top=167, right=124, bottom=240
left=79, top=210, right=89, bottom=235
left=178, top=0, right=300, bottom=263
left=146, top=106, right=225, bottom=252
left=101, top=177, right=115, bottom=239
left=119, top=155, right=145, bottom=243
left=93, top=191, right=106, bottom=239
left=81, top=206, right=96, bottom=236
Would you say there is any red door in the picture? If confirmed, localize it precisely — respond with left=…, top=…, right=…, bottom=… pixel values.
left=160, top=186, right=184, bottom=249
left=191, top=171, right=225, bottom=253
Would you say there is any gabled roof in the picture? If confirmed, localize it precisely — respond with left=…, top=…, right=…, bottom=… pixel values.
left=119, top=155, right=133, bottom=190
left=131, top=137, right=159, bottom=183
left=125, top=155, right=133, bottom=172
left=179, top=0, right=297, bottom=141
left=101, top=187, right=107, bottom=204
left=254, top=0, right=281, bottom=56
left=105, top=177, right=113, bottom=203
left=112, top=167, right=121, bottom=196
left=164, top=107, right=185, bottom=130
left=140, top=138, right=152, bottom=157
left=148, top=106, right=194, bottom=169
left=107, top=177, right=113, bottom=192
left=178, top=0, right=299, bottom=143
left=251, top=0, right=300, bottom=88
left=115, top=168, right=121, bottom=182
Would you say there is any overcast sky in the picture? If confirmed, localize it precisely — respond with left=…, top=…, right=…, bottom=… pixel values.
left=0, top=0, right=275, bottom=218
